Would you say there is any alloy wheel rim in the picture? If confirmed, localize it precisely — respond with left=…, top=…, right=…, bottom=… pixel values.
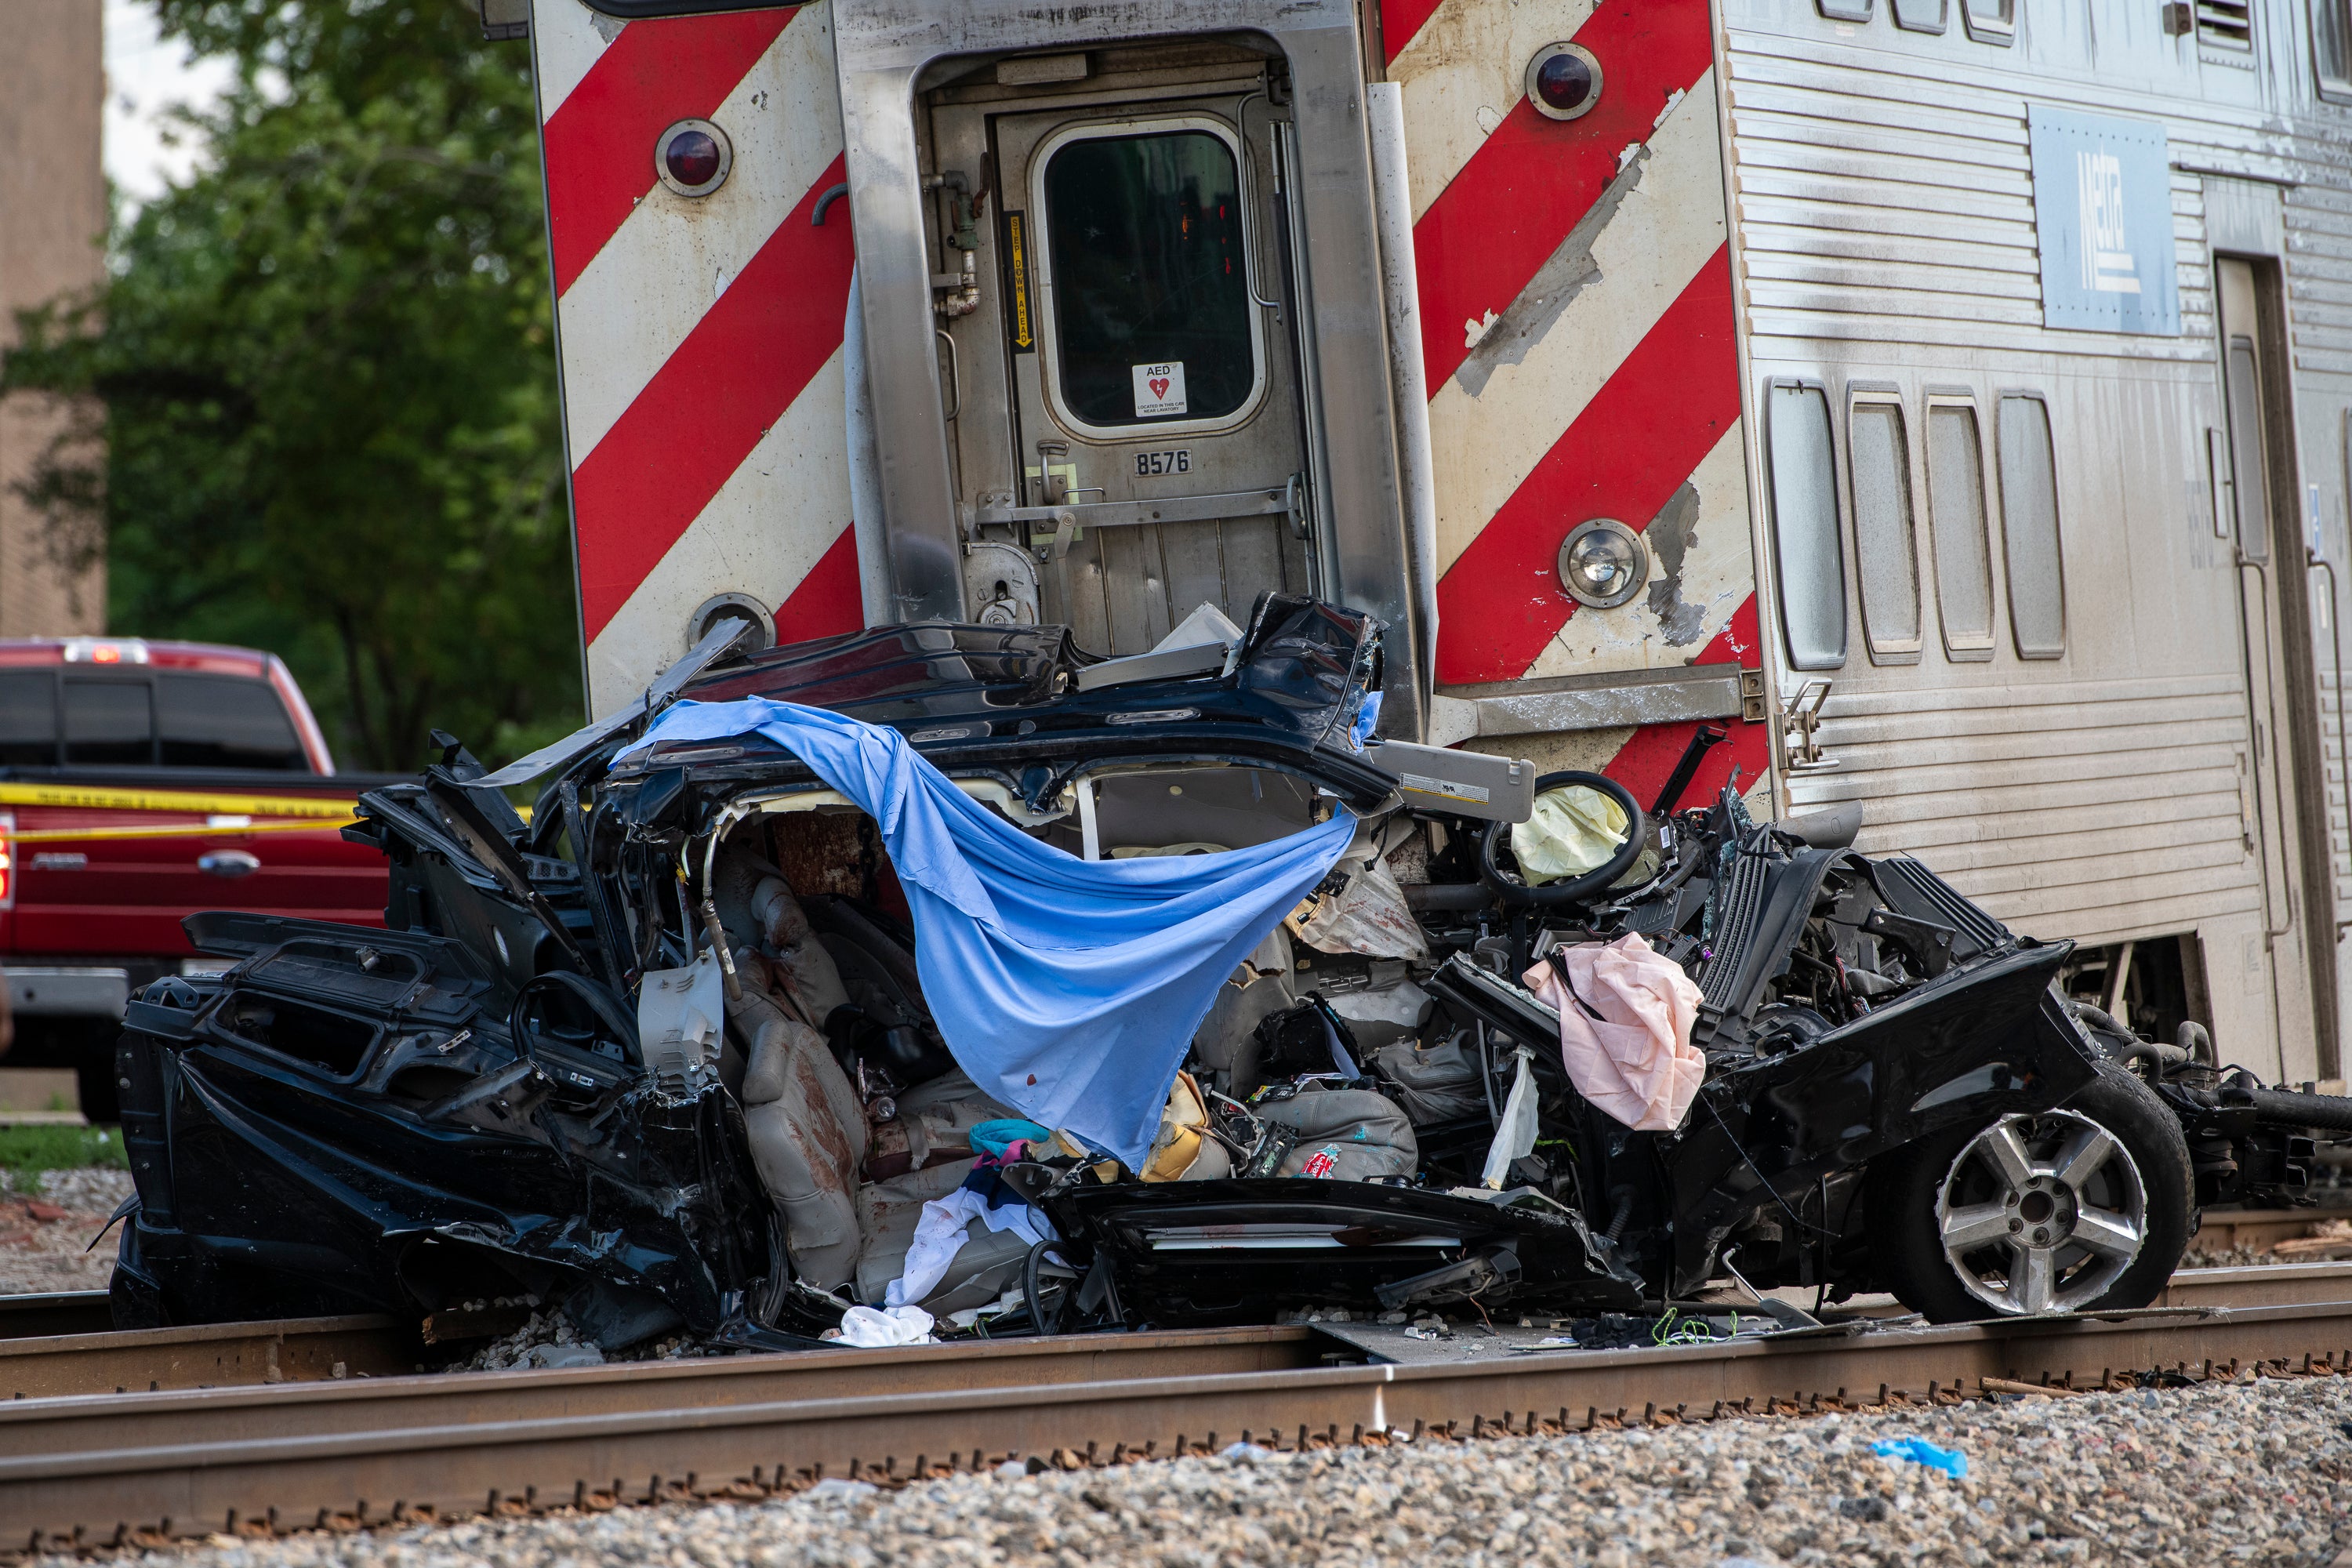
left=1933, top=1109, right=2147, bottom=1316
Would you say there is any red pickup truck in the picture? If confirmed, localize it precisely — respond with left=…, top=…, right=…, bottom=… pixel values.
left=0, top=637, right=394, bottom=1120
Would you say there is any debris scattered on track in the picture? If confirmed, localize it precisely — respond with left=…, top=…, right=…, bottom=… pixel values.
left=47, top=1364, right=2352, bottom=1567
left=452, top=1310, right=719, bottom=1373
left=0, top=1168, right=131, bottom=1295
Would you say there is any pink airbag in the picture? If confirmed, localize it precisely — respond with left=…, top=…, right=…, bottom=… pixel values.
left=1523, top=933, right=1705, bottom=1132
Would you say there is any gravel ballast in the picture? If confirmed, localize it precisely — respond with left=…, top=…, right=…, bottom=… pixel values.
left=53, top=1367, right=2352, bottom=1568
left=0, top=1167, right=132, bottom=1295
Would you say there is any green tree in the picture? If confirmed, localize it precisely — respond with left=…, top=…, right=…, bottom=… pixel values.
left=2, top=0, right=579, bottom=771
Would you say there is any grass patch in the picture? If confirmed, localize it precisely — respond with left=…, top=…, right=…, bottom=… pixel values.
left=0, top=1124, right=128, bottom=1185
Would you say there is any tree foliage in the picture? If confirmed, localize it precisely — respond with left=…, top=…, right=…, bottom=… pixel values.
left=2, top=0, right=579, bottom=771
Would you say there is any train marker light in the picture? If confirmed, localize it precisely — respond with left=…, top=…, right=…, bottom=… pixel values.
left=1526, top=43, right=1603, bottom=122
left=1558, top=517, right=1648, bottom=608
left=656, top=120, right=732, bottom=198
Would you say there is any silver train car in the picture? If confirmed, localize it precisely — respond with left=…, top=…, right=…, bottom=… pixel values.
left=1728, top=0, right=2352, bottom=1095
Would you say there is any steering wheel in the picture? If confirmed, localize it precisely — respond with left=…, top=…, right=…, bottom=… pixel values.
left=1478, top=770, right=1649, bottom=909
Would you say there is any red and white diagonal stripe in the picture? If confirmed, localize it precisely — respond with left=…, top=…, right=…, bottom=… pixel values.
left=535, top=2, right=862, bottom=717
left=1389, top=0, right=1767, bottom=798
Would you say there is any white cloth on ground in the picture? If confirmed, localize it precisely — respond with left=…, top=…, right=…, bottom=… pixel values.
left=884, top=1185, right=1058, bottom=1308
left=827, top=1304, right=937, bottom=1347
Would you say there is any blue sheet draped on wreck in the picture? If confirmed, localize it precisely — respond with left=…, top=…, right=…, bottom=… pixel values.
left=622, top=698, right=1354, bottom=1164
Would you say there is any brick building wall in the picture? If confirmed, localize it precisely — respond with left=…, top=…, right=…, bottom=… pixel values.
left=0, top=0, right=104, bottom=636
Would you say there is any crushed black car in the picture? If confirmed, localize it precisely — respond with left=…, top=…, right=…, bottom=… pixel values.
left=105, top=597, right=2352, bottom=1349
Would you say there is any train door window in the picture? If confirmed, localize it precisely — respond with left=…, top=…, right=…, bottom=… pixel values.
left=1846, top=388, right=1922, bottom=663
left=1035, top=120, right=1262, bottom=436
left=1997, top=393, right=2068, bottom=659
left=1766, top=380, right=1847, bottom=670
left=2319, top=0, right=2352, bottom=97
left=2225, top=337, right=2272, bottom=561
left=156, top=673, right=307, bottom=770
left=1962, top=0, right=2016, bottom=43
left=1925, top=397, right=1998, bottom=662
left=0, top=672, right=57, bottom=766
left=61, top=677, right=154, bottom=765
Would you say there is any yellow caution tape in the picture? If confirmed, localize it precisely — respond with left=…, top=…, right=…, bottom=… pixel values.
left=9, top=817, right=360, bottom=845
left=0, top=781, right=527, bottom=846
left=0, top=782, right=359, bottom=819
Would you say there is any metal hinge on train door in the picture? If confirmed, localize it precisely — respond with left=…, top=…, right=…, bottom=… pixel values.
left=1781, top=680, right=1835, bottom=772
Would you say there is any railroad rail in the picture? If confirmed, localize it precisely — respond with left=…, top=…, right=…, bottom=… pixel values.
left=12, top=1260, right=2352, bottom=1400
left=0, top=1313, right=407, bottom=1401
left=5, top=1272, right=2352, bottom=1553
left=0, top=1294, right=111, bottom=1341
left=2183, top=1206, right=2352, bottom=1254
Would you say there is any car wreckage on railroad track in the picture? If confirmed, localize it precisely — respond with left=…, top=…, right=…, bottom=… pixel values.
left=103, top=599, right=2352, bottom=1350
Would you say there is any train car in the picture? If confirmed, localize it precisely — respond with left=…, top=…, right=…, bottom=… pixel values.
left=499, top=0, right=2352, bottom=1090
left=1722, top=0, right=2352, bottom=1099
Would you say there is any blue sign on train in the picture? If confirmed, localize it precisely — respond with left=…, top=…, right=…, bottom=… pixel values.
left=2027, top=105, right=2180, bottom=336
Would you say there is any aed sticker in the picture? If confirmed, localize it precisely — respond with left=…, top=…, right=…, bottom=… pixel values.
left=1132, top=361, right=1188, bottom=417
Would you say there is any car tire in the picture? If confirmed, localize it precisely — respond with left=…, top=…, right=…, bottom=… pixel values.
left=1867, top=1062, right=2193, bottom=1323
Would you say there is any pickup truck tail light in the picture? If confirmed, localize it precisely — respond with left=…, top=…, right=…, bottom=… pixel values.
left=0, top=810, right=14, bottom=909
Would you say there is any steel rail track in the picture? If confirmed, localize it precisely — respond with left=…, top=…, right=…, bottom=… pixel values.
left=2177, top=1206, right=2352, bottom=1254
left=0, top=1294, right=114, bottom=1341
left=2155, top=1261, right=2352, bottom=1308
left=0, top=1263, right=2315, bottom=1461
left=11, top=1261, right=2352, bottom=1403
left=0, top=1208, right=2327, bottom=1352
left=0, top=1313, right=409, bottom=1401
left=9, top=1297, right=2352, bottom=1553
left=0, top=1325, right=1323, bottom=1458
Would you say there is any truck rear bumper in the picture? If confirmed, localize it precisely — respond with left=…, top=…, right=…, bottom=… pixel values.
left=7, top=967, right=130, bottom=1018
